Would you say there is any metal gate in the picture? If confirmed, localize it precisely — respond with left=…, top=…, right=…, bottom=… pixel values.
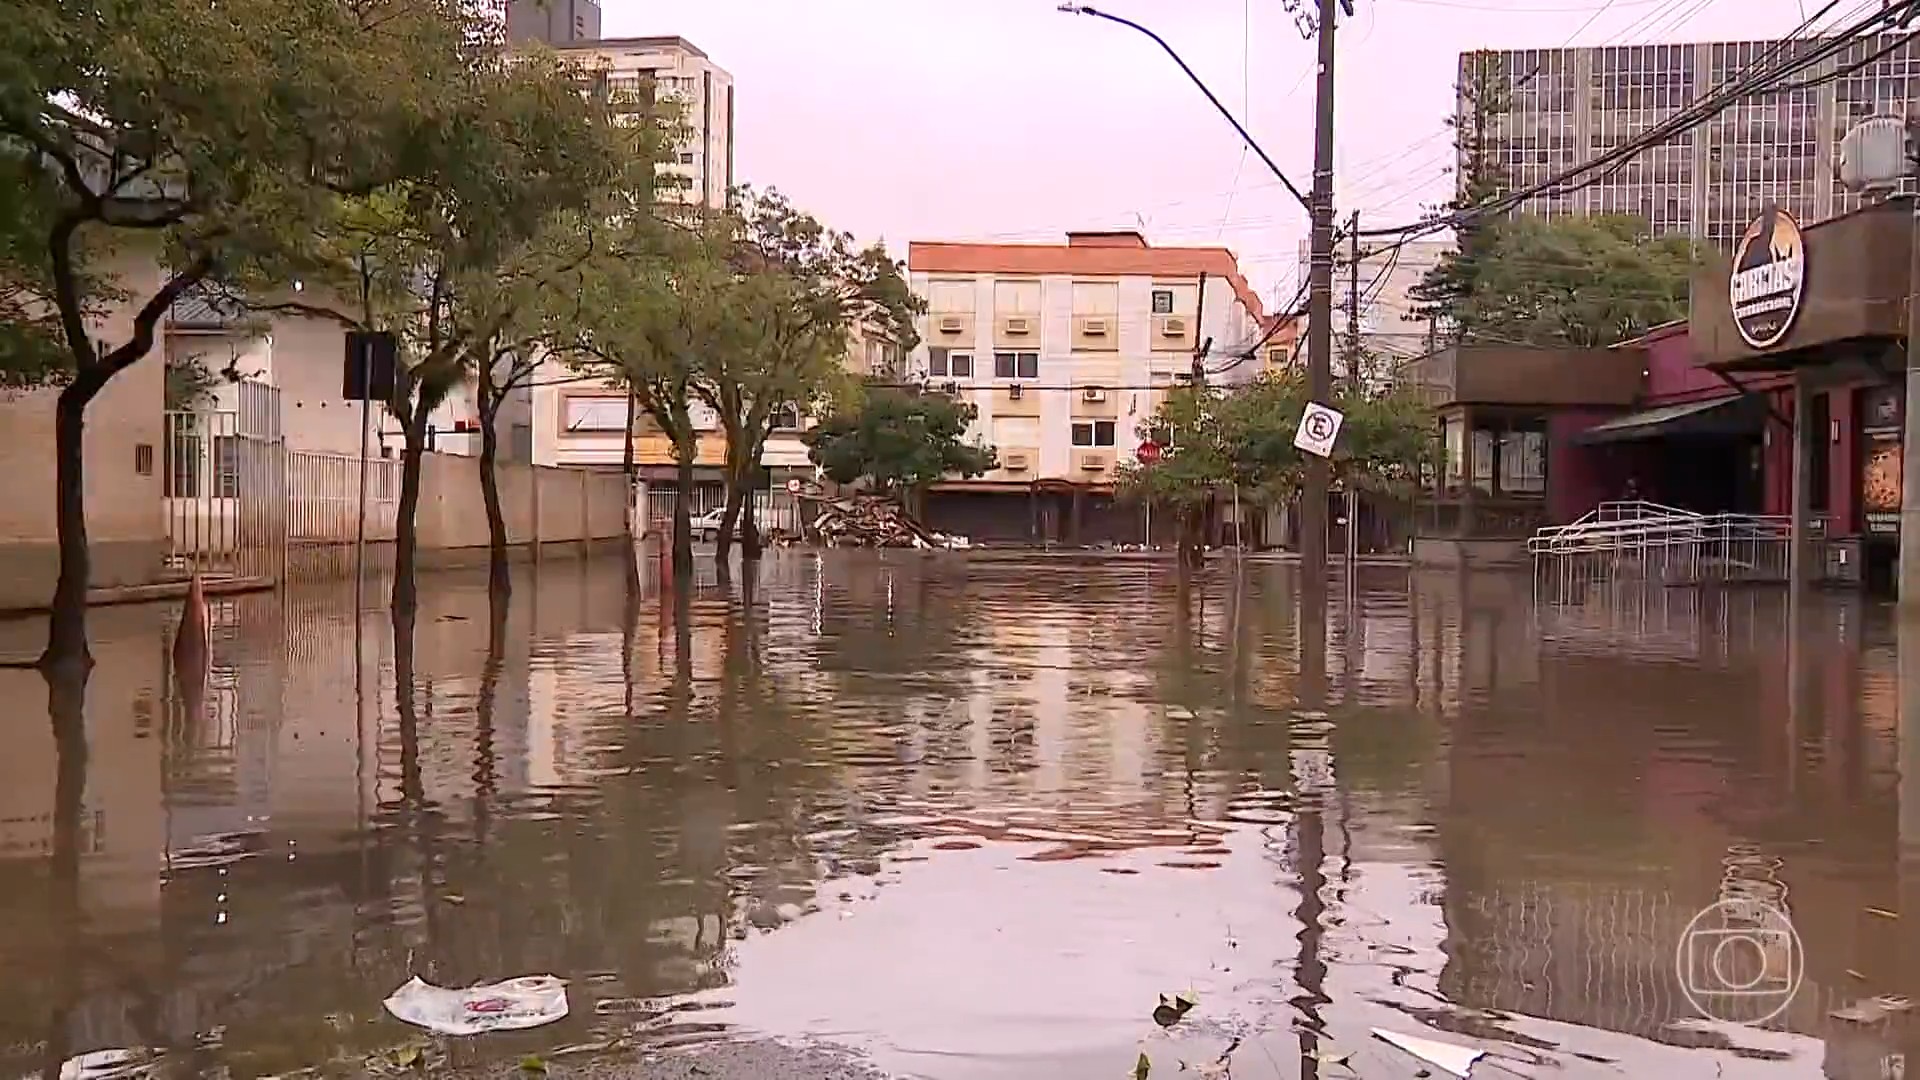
left=163, top=380, right=286, bottom=581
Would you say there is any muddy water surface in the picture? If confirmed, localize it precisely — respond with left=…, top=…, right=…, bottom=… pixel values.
left=0, top=553, right=1916, bottom=1078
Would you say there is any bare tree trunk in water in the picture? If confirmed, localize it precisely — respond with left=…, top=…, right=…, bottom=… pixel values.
left=43, top=377, right=107, bottom=673
left=740, top=475, right=761, bottom=561
left=622, top=390, right=640, bottom=600
left=393, top=414, right=429, bottom=621
left=478, top=398, right=511, bottom=599
left=671, top=450, right=695, bottom=578
left=713, top=459, right=743, bottom=583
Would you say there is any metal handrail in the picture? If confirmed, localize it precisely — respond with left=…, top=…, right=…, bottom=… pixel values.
left=1528, top=513, right=1790, bottom=556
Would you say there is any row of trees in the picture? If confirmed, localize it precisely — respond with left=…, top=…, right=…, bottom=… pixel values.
left=2, top=0, right=917, bottom=673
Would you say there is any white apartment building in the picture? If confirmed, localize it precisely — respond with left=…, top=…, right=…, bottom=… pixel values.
left=554, top=36, right=734, bottom=210
left=1295, top=236, right=1453, bottom=371
left=906, top=230, right=1265, bottom=545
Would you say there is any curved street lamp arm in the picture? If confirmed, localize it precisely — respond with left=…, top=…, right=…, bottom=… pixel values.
left=1063, top=4, right=1312, bottom=211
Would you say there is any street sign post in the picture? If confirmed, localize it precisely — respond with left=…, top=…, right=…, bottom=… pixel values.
left=1293, top=402, right=1344, bottom=459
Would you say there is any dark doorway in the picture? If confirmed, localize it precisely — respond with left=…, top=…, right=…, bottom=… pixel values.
left=1642, top=434, right=1764, bottom=515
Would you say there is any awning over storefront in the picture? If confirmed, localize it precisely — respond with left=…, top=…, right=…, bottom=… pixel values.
left=1572, top=395, right=1764, bottom=445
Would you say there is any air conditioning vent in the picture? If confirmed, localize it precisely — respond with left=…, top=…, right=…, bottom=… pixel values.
left=1003, top=452, right=1031, bottom=471
left=1172, top=372, right=1196, bottom=385
left=1077, top=452, right=1111, bottom=471
left=1008, top=383, right=1024, bottom=400
left=936, top=315, right=964, bottom=334
left=1081, top=386, right=1107, bottom=402
left=1004, top=316, right=1032, bottom=335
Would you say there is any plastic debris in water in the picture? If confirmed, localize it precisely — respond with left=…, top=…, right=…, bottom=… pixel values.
left=1370, top=1028, right=1486, bottom=1078
left=383, top=975, right=569, bottom=1036
left=58, top=1049, right=161, bottom=1080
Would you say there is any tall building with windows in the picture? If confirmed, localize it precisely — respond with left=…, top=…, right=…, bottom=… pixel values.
left=905, top=230, right=1266, bottom=544
left=554, top=36, right=735, bottom=210
left=1465, top=33, right=1919, bottom=247
left=504, top=0, right=600, bottom=44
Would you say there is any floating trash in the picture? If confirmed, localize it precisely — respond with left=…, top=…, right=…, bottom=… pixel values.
left=383, top=975, right=569, bottom=1036
left=1371, top=1027, right=1485, bottom=1078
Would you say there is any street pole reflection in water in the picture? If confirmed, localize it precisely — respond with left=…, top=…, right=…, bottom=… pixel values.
left=1293, top=567, right=1330, bottom=1078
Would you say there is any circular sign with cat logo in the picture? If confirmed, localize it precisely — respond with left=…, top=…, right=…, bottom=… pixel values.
left=1729, top=205, right=1806, bottom=351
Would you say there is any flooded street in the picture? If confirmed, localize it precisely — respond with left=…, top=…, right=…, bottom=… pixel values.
left=2, top=552, right=1918, bottom=1078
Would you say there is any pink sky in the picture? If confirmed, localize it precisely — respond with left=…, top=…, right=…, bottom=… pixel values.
left=605, top=0, right=1842, bottom=299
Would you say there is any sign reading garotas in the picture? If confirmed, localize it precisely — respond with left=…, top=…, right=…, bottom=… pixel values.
left=1729, top=205, right=1806, bottom=351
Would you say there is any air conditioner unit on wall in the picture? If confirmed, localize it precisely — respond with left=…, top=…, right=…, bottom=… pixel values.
left=1160, top=316, right=1189, bottom=336
left=1003, top=452, right=1031, bottom=471
left=936, top=315, right=964, bottom=334
left=1081, top=317, right=1109, bottom=336
left=1082, top=387, right=1107, bottom=402
left=1078, top=452, right=1111, bottom=471
left=1004, top=316, right=1032, bottom=335
left=938, top=380, right=960, bottom=394
left=1008, top=383, right=1024, bottom=399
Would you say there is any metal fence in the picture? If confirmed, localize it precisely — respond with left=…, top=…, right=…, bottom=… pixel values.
left=643, top=486, right=803, bottom=538
left=1529, top=501, right=1794, bottom=590
left=162, top=381, right=285, bottom=581
left=287, top=449, right=401, bottom=545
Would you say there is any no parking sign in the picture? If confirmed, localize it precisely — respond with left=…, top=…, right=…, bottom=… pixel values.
left=1292, top=402, right=1344, bottom=458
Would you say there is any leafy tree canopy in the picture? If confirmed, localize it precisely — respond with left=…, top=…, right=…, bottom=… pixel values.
left=804, top=383, right=996, bottom=494
left=1445, top=214, right=1695, bottom=349
left=0, top=0, right=484, bottom=391
left=1120, top=371, right=1436, bottom=506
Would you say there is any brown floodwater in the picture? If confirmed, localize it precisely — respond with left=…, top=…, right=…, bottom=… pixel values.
left=2, top=552, right=1919, bottom=1079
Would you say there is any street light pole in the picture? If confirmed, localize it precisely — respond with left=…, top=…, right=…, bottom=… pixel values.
left=1301, top=0, right=1345, bottom=594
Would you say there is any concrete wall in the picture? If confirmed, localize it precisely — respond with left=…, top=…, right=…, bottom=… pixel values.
left=0, top=258, right=168, bottom=610
left=413, top=452, right=627, bottom=555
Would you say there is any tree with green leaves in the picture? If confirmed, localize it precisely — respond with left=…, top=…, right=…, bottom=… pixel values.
left=1407, top=49, right=1512, bottom=343
left=699, top=187, right=923, bottom=569
left=1119, top=371, right=1436, bottom=558
left=1448, top=214, right=1694, bottom=349
left=803, top=383, right=997, bottom=515
left=272, top=48, right=642, bottom=613
left=0, top=0, right=480, bottom=670
left=573, top=222, right=745, bottom=576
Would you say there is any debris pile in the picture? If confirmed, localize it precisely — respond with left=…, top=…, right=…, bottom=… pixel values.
left=809, top=495, right=970, bottom=550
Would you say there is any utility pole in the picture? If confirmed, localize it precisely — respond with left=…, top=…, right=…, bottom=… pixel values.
left=1191, top=271, right=1210, bottom=385
left=1346, top=210, right=1361, bottom=395
left=1300, top=0, right=1344, bottom=589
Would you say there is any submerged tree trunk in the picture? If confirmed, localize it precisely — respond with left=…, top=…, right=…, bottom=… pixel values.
left=622, top=390, right=640, bottom=599
left=740, top=471, right=762, bottom=561
left=478, top=400, right=511, bottom=599
left=393, top=412, right=429, bottom=620
left=671, top=448, right=695, bottom=577
left=713, top=451, right=744, bottom=576
left=43, top=378, right=106, bottom=673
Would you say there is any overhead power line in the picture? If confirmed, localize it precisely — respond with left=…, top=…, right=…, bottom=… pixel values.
left=1356, top=0, right=1906, bottom=243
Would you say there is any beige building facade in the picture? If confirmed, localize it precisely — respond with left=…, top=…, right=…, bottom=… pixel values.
left=555, top=36, right=734, bottom=210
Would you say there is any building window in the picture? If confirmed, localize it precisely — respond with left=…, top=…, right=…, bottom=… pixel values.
left=1496, top=429, right=1546, bottom=495
left=929, top=349, right=974, bottom=378
left=1072, top=420, right=1117, bottom=447
left=1152, top=289, right=1175, bottom=315
left=773, top=403, right=803, bottom=431
left=213, top=435, right=240, bottom=498
left=563, top=397, right=628, bottom=432
left=994, top=351, right=1039, bottom=380
left=679, top=151, right=696, bottom=165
